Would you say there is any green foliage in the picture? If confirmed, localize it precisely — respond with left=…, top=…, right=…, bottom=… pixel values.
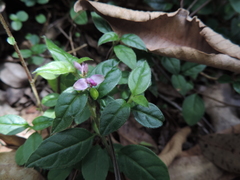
left=35, top=14, right=46, bottom=24
left=91, top=12, right=112, bottom=33
left=26, top=128, right=94, bottom=169
left=182, top=94, right=205, bottom=126
left=9, top=11, right=28, bottom=31
left=118, top=145, right=170, bottom=180
left=0, top=115, right=29, bottom=135
left=70, top=7, right=88, bottom=25
left=32, top=116, right=53, bottom=131
left=171, top=74, right=193, bottom=96
left=7, top=36, right=16, bottom=45
left=20, top=0, right=49, bottom=7
left=161, top=57, right=180, bottom=75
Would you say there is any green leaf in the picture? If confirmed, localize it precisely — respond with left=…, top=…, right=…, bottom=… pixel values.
left=43, top=109, right=56, bottom=119
left=120, top=34, right=147, bottom=51
left=16, top=11, right=28, bottom=22
left=98, top=32, right=119, bottom=46
left=76, top=57, right=93, bottom=64
left=128, top=60, right=151, bottom=95
left=0, top=115, right=29, bottom=135
left=100, top=99, right=130, bottom=136
left=90, top=59, right=121, bottom=98
left=35, top=14, right=46, bottom=24
left=82, top=145, right=109, bottom=180
left=33, top=61, right=75, bottom=80
left=70, top=8, right=88, bottom=25
left=118, top=145, right=170, bottom=180
left=229, top=0, right=240, bottom=13
left=25, top=33, right=40, bottom=45
left=181, top=62, right=206, bottom=79
left=52, top=87, right=88, bottom=133
left=233, top=81, right=240, bottom=94
left=7, top=36, right=16, bottom=45
left=171, top=75, right=193, bottom=96
left=182, top=94, right=205, bottom=126
left=91, top=12, right=112, bottom=33
left=26, top=128, right=94, bottom=169
left=47, top=168, right=72, bottom=180
left=131, top=95, right=149, bottom=107
left=15, top=132, right=42, bottom=165
left=12, top=49, right=32, bottom=58
left=32, top=116, right=53, bottom=131
left=37, top=0, right=49, bottom=4
left=114, top=45, right=137, bottom=69
left=31, top=44, right=46, bottom=54
left=29, top=56, right=44, bottom=65
left=161, top=57, right=180, bottom=75
left=11, top=21, right=22, bottom=31
left=44, top=37, right=78, bottom=64
left=41, top=93, right=59, bottom=107
left=9, top=14, right=18, bottom=21
left=74, top=106, right=91, bottom=125
left=132, top=103, right=164, bottom=128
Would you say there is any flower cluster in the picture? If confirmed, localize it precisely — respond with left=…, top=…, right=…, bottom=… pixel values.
left=73, top=61, right=104, bottom=91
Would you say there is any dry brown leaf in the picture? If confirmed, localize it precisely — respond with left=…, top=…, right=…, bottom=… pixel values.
left=199, top=134, right=240, bottom=174
left=0, top=151, right=45, bottom=180
left=158, top=126, right=191, bottom=166
left=74, top=0, right=240, bottom=72
left=0, top=134, right=26, bottom=147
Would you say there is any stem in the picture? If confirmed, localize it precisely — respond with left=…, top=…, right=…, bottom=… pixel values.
left=0, top=13, right=43, bottom=111
left=190, top=0, right=212, bottom=16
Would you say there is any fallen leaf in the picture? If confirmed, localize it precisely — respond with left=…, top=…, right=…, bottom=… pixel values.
left=199, top=134, right=240, bottom=174
left=0, top=151, right=45, bottom=180
left=158, top=126, right=191, bottom=166
left=74, top=0, right=240, bottom=72
left=0, top=134, right=26, bottom=146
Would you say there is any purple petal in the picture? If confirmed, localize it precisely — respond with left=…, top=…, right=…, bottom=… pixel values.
left=73, top=61, right=82, bottom=71
left=73, top=78, right=88, bottom=90
left=81, top=63, right=88, bottom=75
left=90, top=74, right=104, bottom=85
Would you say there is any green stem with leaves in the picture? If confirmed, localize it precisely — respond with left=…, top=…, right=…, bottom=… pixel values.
left=0, top=13, right=42, bottom=111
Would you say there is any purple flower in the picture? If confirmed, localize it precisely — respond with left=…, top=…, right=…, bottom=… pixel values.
left=73, top=61, right=104, bottom=91
left=74, top=61, right=88, bottom=76
left=73, top=74, right=104, bottom=90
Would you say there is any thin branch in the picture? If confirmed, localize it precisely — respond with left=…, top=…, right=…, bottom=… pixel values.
left=190, top=0, right=212, bottom=16
left=187, top=0, right=198, bottom=11
left=0, top=13, right=42, bottom=111
left=180, top=0, right=184, bottom=8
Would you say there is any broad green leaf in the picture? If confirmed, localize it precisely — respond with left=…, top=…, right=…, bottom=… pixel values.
left=100, top=99, right=130, bottom=136
left=119, top=71, right=129, bottom=84
left=16, top=11, right=28, bottom=22
left=161, top=57, right=180, bottom=75
left=70, top=8, right=88, bottom=25
left=118, top=145, right=170, bottom=180
left=15, top=132, right=42, bottom=165
left=98, top=32, right=119, bottom=46
left=52, top=87, right=88, bottom=133
left=91, top=12, right=112, bottom=33
left=26, top=128, right=94, bottom=169
left=82, top=145, right=109, bottom=180
left=120, top=34, right=147, bottom=51
left=0, top=115, right=29, bottom=135
left=171, top=75, right=193, bottom=96
left=33, top=61, right=75, bottom=80
left=7, top=36, right=16, bottom=45
left=37, top=0, right=49, bottom=4
left=41, top=93, right=59, bottom=107
left=131, top=95, right=149, bottom=107
left=29, top=56, right=44, bottom=65
left=218, top=74, right=233, bottom=83
left=229, top=0, right=240, bottom=13
left=182, top=94, right=205, bottom=126
left=44, top=37, right=78, bottom=64
left=32, top=116, right=53, bottom=131
left=76, top=57, right=93, bottom=64
left=25, top=33, right=40, bottom=45
left=31, top=44, right=46, bottom=54
left=89, top=59, right=121, bottom=98
left=43, top=109, right=55, bottom=118
left=47, top=168, right=72, bottom=180
left=181, top=62, right=206, bottom=79
left=114, top=45, right=137, bottom=69
left=128, top=60, right=151, bottom=95
left=9, top=14, right=18, bottom=21
left=11, top=21, right=22, bottom=31
left=48, top=168, right=72, bottom=180
left=12, top=49, right=32, bottom=58
left=132, top=103, right=164, bottom=128
left=74, top=106, right=91, bottom=125
left=233, top=81, right=240, bottom=94
left=35, top=14, right=46, bottom=24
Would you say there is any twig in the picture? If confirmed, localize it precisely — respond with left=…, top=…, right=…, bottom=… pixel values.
left=67, top=44, right=87, bottom=54
left=0, top=13, right=43, bottom=111
left=180, top=0, right=184, bottom=8
left=187, top=0, right=198, bottom=11
left=190, top=0, right=212, bottom=16
left=200, top=72, right=218, bottom=81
